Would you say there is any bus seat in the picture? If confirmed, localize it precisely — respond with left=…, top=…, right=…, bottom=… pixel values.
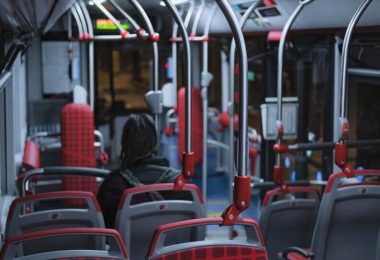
left=60, top=103, right=97, bottom=199
left=177, top=87, right=203, bottom=165
left=115, top=183, right=206, bottom=260
left=284, top=170, right=380, bottom=260
left=0, top=228, right=128, bottom=260
left=22, top=140, right=40, bottom=170
left=147, top=217, right=268, bottom=260
left=376, top=229, right=380, bottom=260
left=258, top=186, right=320, bottom=260
left=20, top=167, right=110, bottom=197
left=5, top=191, right=105, bottom=254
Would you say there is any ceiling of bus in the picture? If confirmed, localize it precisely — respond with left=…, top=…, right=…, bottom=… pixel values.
left=283, top=0, right=380, bottom=30
left=0, top=0, right=75, bottom=35
left=196, top=0, right=380, bottom=34
left=106, top=0, right=380, bottom=35
left=1, top=0, right=380, bottom=36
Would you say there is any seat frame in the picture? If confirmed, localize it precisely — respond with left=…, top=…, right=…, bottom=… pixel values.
left=115, top=183, right=206, bottom=260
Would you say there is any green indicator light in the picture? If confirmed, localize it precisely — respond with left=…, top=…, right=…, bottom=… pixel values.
left=248, top=71, right=255, bottom=82
left=96, top=19, right=130, bottom=31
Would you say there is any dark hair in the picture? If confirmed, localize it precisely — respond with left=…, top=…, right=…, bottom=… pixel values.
left=119, top=113, right=158, bottom=170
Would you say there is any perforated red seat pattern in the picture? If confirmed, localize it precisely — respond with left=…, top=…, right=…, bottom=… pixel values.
left=177, top=87, right=203, bottom=165
left=151, top=246, right=267, bottom=260
left=60, top=104, right=97, bottom=199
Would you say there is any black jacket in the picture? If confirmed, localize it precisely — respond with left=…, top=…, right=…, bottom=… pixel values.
left=97, top=156, right=181, bottom=228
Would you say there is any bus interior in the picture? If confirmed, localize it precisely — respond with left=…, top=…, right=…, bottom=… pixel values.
left=0, top=0, right=380, bottom=259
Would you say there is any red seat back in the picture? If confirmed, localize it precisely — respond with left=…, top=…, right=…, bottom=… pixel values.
left=259, top=187, right=320, bottom=260
left=60, top=104, right=97, bottom=198
left=115, top=183, right=206, bottom=260
left=0, top=228, right=128, bottom=260
left=22, top=141, right=40, bottom=170
left=148, top=217, right=268, bottom=260
left=151, top=246, right=267, bottom=260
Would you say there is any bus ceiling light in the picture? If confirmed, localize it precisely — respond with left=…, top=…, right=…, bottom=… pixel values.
left=160, top=0, right=189, bottom=6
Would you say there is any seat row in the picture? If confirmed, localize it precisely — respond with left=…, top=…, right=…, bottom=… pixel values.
left=5, top=164, right=380, bottom=259
left=8, top=166, right=380, bottom=260
left=3, top=182, right=208, bottom=259
left=5, top=168, right=268, bottom=259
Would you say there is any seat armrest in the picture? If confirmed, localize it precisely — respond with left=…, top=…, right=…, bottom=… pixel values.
left=282, top=247, right=314, bottom=260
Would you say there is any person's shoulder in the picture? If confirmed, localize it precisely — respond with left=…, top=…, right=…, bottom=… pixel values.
left=144, top=156, right=170, bottom=167
left=133, top=160, right=180, bottom=182
left=133, top=156, right=172, bottom=173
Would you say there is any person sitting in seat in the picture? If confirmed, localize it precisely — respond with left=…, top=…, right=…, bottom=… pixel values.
left=97, top=113, right=183, bottom=228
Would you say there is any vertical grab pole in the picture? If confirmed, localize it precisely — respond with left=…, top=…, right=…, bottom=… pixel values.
left=74, top=3, right=89, bottom=38
left=274, top=0, right=313, bottom=191
left=170, top=2, right=192, bottom=95
left=128, top=0, right=161, bottom=135
left=215, top=0, right=249, bottom=225
left=171, top=6, right=185, bottom=103
left=71, top=7, right=84, bottom=39
left=340, top=0, right=372, bottom=120
left=201, top=3, right=217, bottom=204
left=172, top=19, right=179, bottom=96
left=184, top=1, right=195, bottom=29
left=335, top=0, right=373, bottom=176
left=71, top=5, right=86, bottom=94
left=68, top=11, right=72, bottom=40
left=174, top=0, right=194, bottom=96
left=79, top=1, right=95, bottom=110
left=75, top=3, right=90, bottom=93
left=228, top=0, right=260, bottom=207
left=162, top=0, right=193, bottom=191
left=202, top=4, right=217, bottom=73
left=191, top=0, right=206, bottom=38
left=67, top=11, right=73, bottom=76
